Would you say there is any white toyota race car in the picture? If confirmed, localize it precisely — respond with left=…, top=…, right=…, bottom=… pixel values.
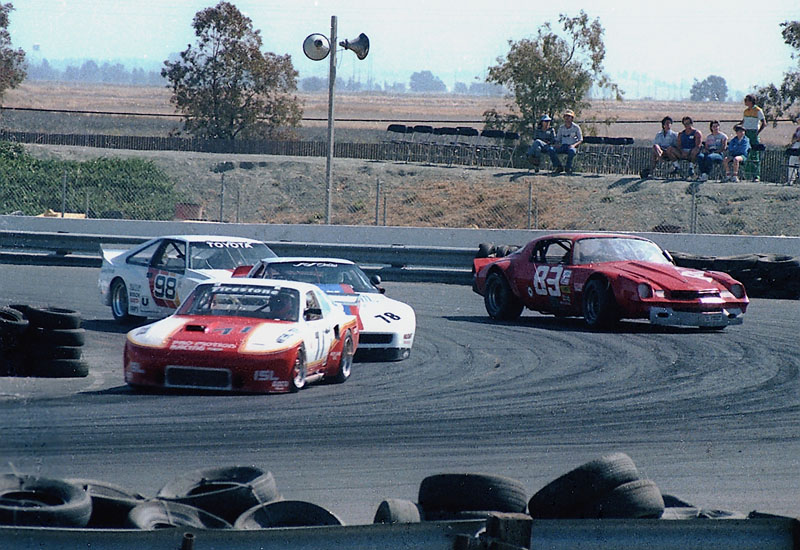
left=98, top=235, right=276, bottom=323
left=238, top=257, right=416, bottom=361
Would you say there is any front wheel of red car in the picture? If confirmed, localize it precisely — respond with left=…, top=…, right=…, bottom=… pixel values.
left=330, top=330, right=353, bottom=384
left=484, top=272, right=523, bottom=321
left=582, top=279, right=619, bottom=328
left=289, top=347, right=307, bottom=392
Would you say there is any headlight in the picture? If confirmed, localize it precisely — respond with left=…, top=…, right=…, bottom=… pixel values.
left=729, top=284, right=745, bottom=299
left=637, top=283, right=652, bottom=299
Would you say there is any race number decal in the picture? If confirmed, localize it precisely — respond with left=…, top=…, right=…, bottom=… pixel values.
left=153, top=274, right=177, bottom=300
left=533, top=267, right=571, bottom=297
left=375, top=312, right=401, bottom=323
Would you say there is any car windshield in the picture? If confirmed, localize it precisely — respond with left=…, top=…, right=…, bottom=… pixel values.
left=573, top=237, right=671, bottom=265
left=177, top=284, right=299, bottom=322
left=256, top=261, right=378, bottom=293
left=188, top=240, right=276, bottom=270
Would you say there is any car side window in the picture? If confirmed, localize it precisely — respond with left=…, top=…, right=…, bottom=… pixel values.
left=544, top=241, right=571, bottom=264
left=126, top=241, right=162, bottom=267
left=304, top=291, right=323, bottom=321
left=151, top=240, right=186, bottom=273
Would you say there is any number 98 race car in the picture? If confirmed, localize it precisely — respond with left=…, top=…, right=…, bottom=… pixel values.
left=98, top=235, right=276, bottom=323
left=236, top=257, right=416, bottom=361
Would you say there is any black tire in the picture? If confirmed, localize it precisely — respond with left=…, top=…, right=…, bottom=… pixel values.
left=484, top=272, right=523, bottom=321
left=588, top=479, right=665, bottom=519
left=157, top=466, right=280, bottom=524
left=32, top=345, right=83, bottom=360
left=33, top=327, right=86, bottom=347
left=329, top=330, right=353, bottom=384
left=477, top=242, right=495, bottom=258
left=27, top=359, right=89, bottom=378
left=528, top=452, right=640, bottom=519
left=126, top=500, right=231, bottom=529
left=234, top=500, right=343, bottom=529
left=0, top=306, right=28, bottom=337
left=289, top=346, right=307, bottom=392
left=582, top=278, right=619, bottom=328
left=25, top=306, right=82, bottom=330
left=495, top=245, right=511, bottom=258
left=66, top=478, right=146, bottom=528
left=373, top=499, right=424, bottom=524
left=110, top=278, right=136, bottom=323
left=8, top=304, right=31, bottom=318
left=0, top=474, right=92, bottom=527
left=418, top=473, right=527, bottom=516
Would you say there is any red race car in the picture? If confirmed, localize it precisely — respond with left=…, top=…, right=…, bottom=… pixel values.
left=124, top=279, right=359, bottom=393
left=473, top=233, right=748, bottom=329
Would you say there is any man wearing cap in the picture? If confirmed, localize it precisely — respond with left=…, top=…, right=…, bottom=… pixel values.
left=526, top=115, right=557, bottom=172
left=548, top=109, right=583, bottom=174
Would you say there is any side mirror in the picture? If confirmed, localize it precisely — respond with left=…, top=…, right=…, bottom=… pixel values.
left=304, top=307, right=322, bottom=321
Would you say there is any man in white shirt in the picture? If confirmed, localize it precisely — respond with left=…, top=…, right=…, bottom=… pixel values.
left=640, top=116, right=680, bottom=179
left=548, top=109, right=583, bottom=174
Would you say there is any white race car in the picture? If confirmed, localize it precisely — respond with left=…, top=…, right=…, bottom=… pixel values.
left=98, top=235, right=276, bottom=323
left=240, top=257, right=416, bottom=361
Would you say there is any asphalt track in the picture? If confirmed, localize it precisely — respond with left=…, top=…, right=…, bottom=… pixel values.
left=1, top=264, right=798, bottom=525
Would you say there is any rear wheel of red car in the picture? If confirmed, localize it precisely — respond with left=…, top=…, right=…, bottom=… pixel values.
left=330, top=330, right=353, bottom=384
left=484, top=272, right=523, bottom=321
left=289, top=347, right=306, bottom=392
left=582, top=279, right=619, bottom=329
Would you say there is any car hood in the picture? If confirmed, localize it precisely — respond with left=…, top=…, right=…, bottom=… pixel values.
left=602, top=261, right=725, bottom=289
left=320, top=289, right=415, bottom=332
left=127, top=315, right=302, bottom=353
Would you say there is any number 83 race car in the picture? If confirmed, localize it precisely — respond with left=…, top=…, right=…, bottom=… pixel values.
left=473, top=233, right=748, bottom=329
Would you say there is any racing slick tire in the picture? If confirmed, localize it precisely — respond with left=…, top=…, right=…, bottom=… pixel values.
left=27, top=358, right=89, bottom=378
left=418, top=473, right=527, bottom=517
left=110, top=278, right=141, bottom=324
left=126, top=500, right=231, bottom=530
left=484, top=272, right=523, bottom=321
left=527, top=452, right=640, bottom=519
left=32, top=327, right=86, bottom=347
left=582, top=278, right=620, bottom=329
left=373, top=498, right=424, bottom=524
left=329, top=330, right=354, bottom=384
left=24, top=306, right=82, bottom=330
left=234, top=500, right=344, bottom=529
left=156, top=466, right=280, bottom=524
left=0, top=474, right=92, bottom=527
left=588, top=479, right=665, bottom=519
left=289, top=346, right=307, bottom=392
left=477, top=242, right=495, bottom=258
left=66, top=478, right=146, bottom=528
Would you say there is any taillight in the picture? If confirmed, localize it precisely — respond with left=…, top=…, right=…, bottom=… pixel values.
left=730, top=284, right=745, bottom=298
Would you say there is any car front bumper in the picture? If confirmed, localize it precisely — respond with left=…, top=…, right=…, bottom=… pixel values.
left=649, top=306, right=744, bottom=328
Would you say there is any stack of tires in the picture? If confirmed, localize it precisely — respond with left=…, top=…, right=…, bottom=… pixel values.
left=0, top=305, right=88, bottom=378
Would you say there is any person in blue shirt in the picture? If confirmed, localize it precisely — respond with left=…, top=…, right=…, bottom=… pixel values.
left=722, top=125, right=751, bottom=183
left=526, top=115, right=557, bottom=172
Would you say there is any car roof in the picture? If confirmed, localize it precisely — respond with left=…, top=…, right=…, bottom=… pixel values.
left=537, top=232, right=652, bottom=242
left=255, top=257, right=355, bottom=266
left=155, top=235, right=266, bottom=243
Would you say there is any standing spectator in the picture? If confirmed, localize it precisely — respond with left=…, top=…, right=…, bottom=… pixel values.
left=526, top=115, right=556, bottom=172
left=677, top=116, right=703, bottom=175
left=741, top=94, right=766, bottom=181
left=641, top=116, right=679, bottom=178
left=722, top=125, right=751, bottom=182
left=787, top=122, right=800, bottom=184
left=548, top=109, right=582, bottom=174
left=696, top=120, right=727, bottom=181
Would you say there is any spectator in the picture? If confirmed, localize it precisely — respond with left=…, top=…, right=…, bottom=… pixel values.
left=640, top=116, right=679, bottom=178
left=722, top=125, right=751, bottom=182
left=548, top=109, right=583, bottom=174
left=741, top=94, right=766, bottom=181
left=526, top=115, right=557, bottom=172
left=696, top=120, right=727, bottom=182
left=677, top=116, right=703, bottom=175
left=787, top=122, right=800, bottom=183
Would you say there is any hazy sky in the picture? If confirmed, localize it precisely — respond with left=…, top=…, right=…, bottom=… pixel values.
left=8, top=0, right=798, bottom=98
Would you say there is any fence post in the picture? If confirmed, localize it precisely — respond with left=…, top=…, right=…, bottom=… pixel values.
left=219, top=172, right=225, bottom=223
left=527, top=180, right=533, bottom=230
left=61, top=170, right=67, bottom=218
left=375, top=177, right=381, bottom=226
left=690, top=183, right=697, bottom=234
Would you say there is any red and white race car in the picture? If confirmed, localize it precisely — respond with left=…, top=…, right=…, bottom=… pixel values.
left=473, top=233, right=749, bottom=329
left=124, top=279, right=359, bottom=393
left=98, top=235, right=276, bottom=322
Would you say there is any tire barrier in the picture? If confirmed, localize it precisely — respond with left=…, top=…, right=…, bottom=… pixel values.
left=0, top=474, right=92, bottom=527
left=478, top=245, right=800, bottom=300
left=233, top=500, right=343, bottom=529
left=0, top=304, right=88, bottom=378
left=65, top=479, right=146, bottom=528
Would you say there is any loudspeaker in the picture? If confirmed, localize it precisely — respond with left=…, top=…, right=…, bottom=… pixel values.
left=339, top=33, right=369, bottom=60
left=302, top=33, right=330, bottom=61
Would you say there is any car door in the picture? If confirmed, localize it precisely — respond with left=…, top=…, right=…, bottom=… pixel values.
left=302, top=290, right=333, bottom=372
left=514, top=239, right=575, bottom=313
left=144, top=239, right=188, bottom=316
left=122, top=239, right=164, bottom=317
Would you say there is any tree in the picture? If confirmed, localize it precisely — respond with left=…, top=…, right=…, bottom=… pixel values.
left=690, top=75, right=728, bottom=102
left=757, top=20, right=800, bottom=122
left=409, top=71, right=447, bottom=93
left=484, top=11, right=621, bottom=134
left=161, top=1, right=302, bottom=140
left=0, top=2, right=25, bottom=104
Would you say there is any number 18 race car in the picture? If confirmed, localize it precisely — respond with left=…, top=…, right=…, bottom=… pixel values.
left=98, top=235, right=276, bottom=323
left=124, top=279, right=359, bottom=393
left=473, top=233, right=749, bottom=329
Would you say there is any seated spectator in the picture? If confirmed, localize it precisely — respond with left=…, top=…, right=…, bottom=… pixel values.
left=548, top=109, right=582, bottom=174
left=677, top=116, right=703, bottom=175
left=640, top=116, right=679, bottom=178
left=788, top=122, right=800, bottom=183
left=696, top=120, right=727, bottom=182
left=526, top=115, right=557, bottom=172
left=722, top=125, right=751, bottom=182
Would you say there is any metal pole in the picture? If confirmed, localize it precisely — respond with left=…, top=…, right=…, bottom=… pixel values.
left=527, top=180, right=532, bottom=229
left=375, top=177, right=380, bottom=225
left=219, top=172, right=225, bottom=222
left=61, top=170, right=66, bottom=217
left=325, top=15, right=337, bottom=224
